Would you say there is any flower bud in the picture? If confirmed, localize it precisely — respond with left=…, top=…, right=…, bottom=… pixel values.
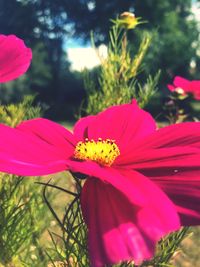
left=118, top=12, right=140, bottom=29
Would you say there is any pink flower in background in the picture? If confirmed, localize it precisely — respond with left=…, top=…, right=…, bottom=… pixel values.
left=0, top=34, right=32, bottom=83
left=0, top=100, right=200, bottom=266
left=168, top=76, right=200, bottom=100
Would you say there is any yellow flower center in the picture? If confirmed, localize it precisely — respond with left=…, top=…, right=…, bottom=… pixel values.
left=175, top=87, right=185, bottom=95
left=74, top=138, right=120, bottom=166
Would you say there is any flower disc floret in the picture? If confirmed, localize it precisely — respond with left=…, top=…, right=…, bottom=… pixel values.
left=74, top=138, right=120, bottom=166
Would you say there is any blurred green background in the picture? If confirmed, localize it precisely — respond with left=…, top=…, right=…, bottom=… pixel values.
left=1, top=0, right=200, bottom=121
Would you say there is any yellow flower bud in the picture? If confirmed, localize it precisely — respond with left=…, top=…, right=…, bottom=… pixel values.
left=118, top=12, right=140, bottom=30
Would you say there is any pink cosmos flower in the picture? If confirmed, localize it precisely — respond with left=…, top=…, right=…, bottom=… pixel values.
left=168, top=76, right=200, bottom=100
left=0, top=34, right=32, bottom=83
left=0, top=100, right=200, bottom=266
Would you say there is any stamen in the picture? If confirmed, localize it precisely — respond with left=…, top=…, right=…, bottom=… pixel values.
left=74, top=138, right=120, bottom=166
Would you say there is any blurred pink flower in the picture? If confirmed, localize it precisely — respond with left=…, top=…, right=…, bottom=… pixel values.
left=0, top=100, right=200, bottom=266
left=0, top=34, right=32, bottom=83
left=168, top=76, right=200, bottom=100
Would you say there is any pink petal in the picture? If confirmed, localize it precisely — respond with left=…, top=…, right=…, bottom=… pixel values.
left=0, top=120, right=75, bottom=175
left=0, top=35, right=32, bottom=82
left=114, top=121, right=200, bottom=226
left=173, top=76, right=190, bottom=91
left=193, top=92, right=200, bottom=100
left=17, top=118, right=75, bottom=149
left=81, top=176, right=180, bottom=267
left=67, top=160, right=180, bottom=228
left=167, top=84, right=175, bottom=92
left=81, top=178, right=152, bottom=266
left=191, top=80, right=200, bottom=90
left=0, top=151, right=67, bottom=176
left=116, top=122, right=200, bottom=167
left=117, top=147, right=200, bottom=168
left=142, top=168, right=200, bottom=226
left=143, top=122, right=200, bottom=148
left=73, top=115, right=95, bottom=141
left=169, top=77, right=200, bottom=100
left=68, top=160, right=147, bottom=206
left=86, top=100, right=156, bottom=153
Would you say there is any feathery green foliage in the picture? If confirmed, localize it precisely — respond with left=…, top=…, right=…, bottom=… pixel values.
left=41, top=175, right=89, bottom=267
left=0, top=95, right=42, bottom=127
left=84, top=23, right=159, bottom=115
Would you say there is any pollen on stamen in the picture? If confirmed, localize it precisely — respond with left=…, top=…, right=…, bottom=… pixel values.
left=74, top=138, right=120, bottom=166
